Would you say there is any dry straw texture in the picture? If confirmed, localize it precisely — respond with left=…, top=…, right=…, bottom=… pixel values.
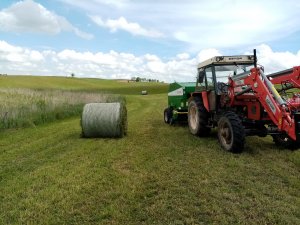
left=81, top=102, right=127, bottom=138
left=0, top=88, right=119, bottom=129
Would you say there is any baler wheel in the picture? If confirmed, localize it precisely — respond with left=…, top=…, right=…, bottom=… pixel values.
left=164, top=107, right=173, bottom=125
left=188, top=98, right=210, bottom=136
left=217, top=111, right=245, bottom=153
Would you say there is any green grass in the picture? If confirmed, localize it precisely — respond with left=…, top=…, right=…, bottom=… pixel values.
left=0, top=76, right=168, bottom=95
left=0, top=76, right=299, bottom=224
left=0, top=76, right=167, bottom=129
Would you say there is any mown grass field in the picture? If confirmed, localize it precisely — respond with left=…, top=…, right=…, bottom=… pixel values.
left=0, top=76, right=167, bottom=95
left=0, top=76, right=299, bottom=224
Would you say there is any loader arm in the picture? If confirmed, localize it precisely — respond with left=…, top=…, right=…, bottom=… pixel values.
left=229, top=67, right=299, bottom=140
left=268, top=66, right=300, bottom=88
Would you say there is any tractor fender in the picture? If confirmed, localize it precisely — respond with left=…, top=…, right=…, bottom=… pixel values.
left=190, top=92, right=210, bottom=112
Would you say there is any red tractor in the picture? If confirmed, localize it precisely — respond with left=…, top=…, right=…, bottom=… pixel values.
left=188, top=50, right=300, bottom=152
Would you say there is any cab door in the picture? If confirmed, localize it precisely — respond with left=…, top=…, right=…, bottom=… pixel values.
left=196, top=66, right=216, bottom=111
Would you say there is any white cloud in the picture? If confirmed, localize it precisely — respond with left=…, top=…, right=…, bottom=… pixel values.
left=167, top=1, right=299, bottom=50
left=73, top=27, right=94, bottom=40
left=196, top=49, right=222, bottom=63
left=0, top=41, right=23, bottom=53
left=144, top=54, right=161, bottom=61
left=6, top=53, right=25, bottom=62
left=89, top=15, right=163, bottom=38
left=91, top=0, right=129, bottom=8
left=60, top=0, right=300, bottom=50
left=255, top=44, right=300, bottom=74
left=0, top=0, right=93, bottom=40
left=147, top=61, right=166, bottom=74
left=0, top=40, right=299, bottom=82
left=29, top=50, right=44, bottom=61
left=176, top=53, right=190, bottom=60
left=60, top=0, right=129, bottom=10
left=0, top=40, right=44, bottom=65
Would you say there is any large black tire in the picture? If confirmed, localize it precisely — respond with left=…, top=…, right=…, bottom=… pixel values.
left=188, top=98, right=210, bottom=136
left=271, top=134, right=300, bottom=150
left=217, top=111, right=245, bottom=153
left=164, top=107, right=173, bottom=125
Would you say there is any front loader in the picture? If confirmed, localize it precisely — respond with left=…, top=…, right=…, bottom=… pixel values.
left=181, top=50, right=300, bottom=152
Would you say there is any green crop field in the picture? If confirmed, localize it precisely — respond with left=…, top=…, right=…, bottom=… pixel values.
left=0, top=76, right=299, bottom=224
left=0, top=75, right=167, bottom=95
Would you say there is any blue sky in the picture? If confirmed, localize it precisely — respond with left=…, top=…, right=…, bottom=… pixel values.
left=0, top=0, right=300, bottom=82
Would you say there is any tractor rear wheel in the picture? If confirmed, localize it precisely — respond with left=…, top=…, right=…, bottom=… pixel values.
left=217, top=111, right=245, bottom=153
left=164, top=107, right=173, bottom=125
left=271, top=134, right=300, bottom=150
left=188, top=98, right=210, bottom=136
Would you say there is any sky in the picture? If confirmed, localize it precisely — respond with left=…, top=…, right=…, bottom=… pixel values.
left=0, top=0, right=300, bottom=82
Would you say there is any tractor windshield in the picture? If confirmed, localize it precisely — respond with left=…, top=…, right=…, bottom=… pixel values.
left=215, top=64, right=254, bottom=83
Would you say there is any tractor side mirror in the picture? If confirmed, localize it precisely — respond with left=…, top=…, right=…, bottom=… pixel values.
left=198, top=70, right=205, bottom=83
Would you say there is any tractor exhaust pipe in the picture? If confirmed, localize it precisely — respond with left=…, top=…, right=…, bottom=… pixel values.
left=254, top=49, right=257, bottom=68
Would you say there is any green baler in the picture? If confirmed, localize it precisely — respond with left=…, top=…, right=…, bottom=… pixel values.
left=164, top=82, right=196, bottom=124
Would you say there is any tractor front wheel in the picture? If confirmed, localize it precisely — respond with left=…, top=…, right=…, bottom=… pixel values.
left=217, top=111, right=245, bottom=153
left=188, top=98, right=210, bottom=136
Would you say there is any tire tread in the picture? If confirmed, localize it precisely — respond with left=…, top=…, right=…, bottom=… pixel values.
left=188, top=98, right=210, bottom=136
left=218, top=111, right=245, bottom=153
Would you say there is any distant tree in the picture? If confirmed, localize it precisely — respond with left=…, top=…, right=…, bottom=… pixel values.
left=71, top=73, right=75, bottom=78
left=136, top=77, right=141, bottom=82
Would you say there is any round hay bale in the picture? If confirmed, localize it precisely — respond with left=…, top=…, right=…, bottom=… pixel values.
left=141, top=90, right=148, bottom=95
left=81, top=102, right=127, bottom=138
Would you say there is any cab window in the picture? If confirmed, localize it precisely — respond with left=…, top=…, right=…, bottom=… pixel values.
left=205, top=67, right=214, bottom=90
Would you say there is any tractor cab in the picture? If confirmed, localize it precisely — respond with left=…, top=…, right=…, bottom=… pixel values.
left=195, top=55, right=255, bottom=111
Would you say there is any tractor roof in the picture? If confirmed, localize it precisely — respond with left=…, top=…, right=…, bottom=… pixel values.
left=197, top=55, right=255, bottom=69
